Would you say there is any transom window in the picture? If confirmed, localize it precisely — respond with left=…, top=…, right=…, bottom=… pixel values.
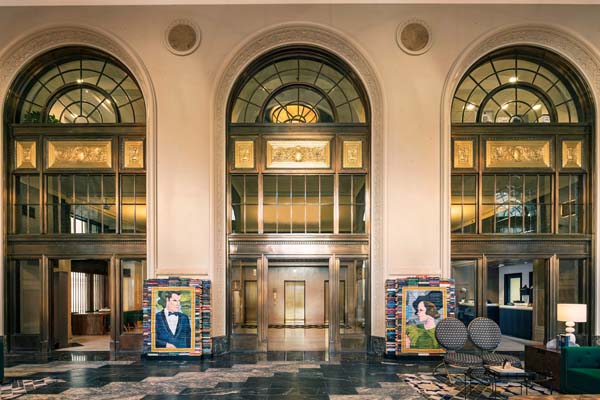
left=13, top=48, right=145, bottom=124
left=452, top=47, right=585, bottom=124
left=230, top=48, right=367, bottom=124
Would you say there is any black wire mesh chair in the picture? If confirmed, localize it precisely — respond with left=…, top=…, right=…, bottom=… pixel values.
left=434, top=317, right=484, bottom=383
left=467, top=317, right=523, bottom=368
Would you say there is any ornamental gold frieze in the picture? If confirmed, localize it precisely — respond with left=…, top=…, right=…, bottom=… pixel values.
left=343, top=140, right=363, bottom=169
left=266, top=140, right=331, bottom=169
left=123, top=139, right=144, bottom=169
left=562, top=140, right=583, bottom=169
left=485, top=140, right=551, bottom=168
left=234, top=140, right=255, bottom=169
left=47, top=140, right=112, bottom=169
left=453, top=140, right=473, bottom=169
left=15, top=140, right=37, bottom=169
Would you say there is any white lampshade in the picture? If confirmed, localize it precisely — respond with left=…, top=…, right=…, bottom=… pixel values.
left=557, top=303, right=587, bottom=323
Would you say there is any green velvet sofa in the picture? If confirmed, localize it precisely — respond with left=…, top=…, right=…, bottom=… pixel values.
left=560, top=346, right=600, bottom=394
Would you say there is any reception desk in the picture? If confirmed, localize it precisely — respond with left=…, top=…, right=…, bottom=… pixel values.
left=72, top=312, right=110, bottom=335
left=499, top=305, right=532, bottom=339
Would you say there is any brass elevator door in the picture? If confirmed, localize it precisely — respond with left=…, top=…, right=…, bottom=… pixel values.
left=244, top=281, right=258, bottom=325
left=284, top=281, right=305, bottom=325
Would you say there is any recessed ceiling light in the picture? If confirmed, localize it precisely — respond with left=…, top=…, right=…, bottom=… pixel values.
left=76, top=78, right=84, bottom=84
left=532, top=104, right=542, bottom=111
left=501, top=104, right=510, bottom=110
left=466, top=104, right=476, bottom=111
left=508, top=76, right=518, bottom=83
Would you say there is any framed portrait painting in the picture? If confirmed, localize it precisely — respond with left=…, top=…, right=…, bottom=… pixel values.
left=150, top=286, right=195, bottom=353
left=401, top=287, right=447, bottom=353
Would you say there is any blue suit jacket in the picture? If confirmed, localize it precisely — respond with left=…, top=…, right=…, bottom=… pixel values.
left=155, top=310, right=191, bottom=349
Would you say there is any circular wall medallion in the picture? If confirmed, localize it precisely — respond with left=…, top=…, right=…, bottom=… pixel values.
left=164, top=19, right=201, bottom=56
left=396, top=20, right=432, bottom=55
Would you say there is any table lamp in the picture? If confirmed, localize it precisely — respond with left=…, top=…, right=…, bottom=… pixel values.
left=557, top=303, right=587, bottom=345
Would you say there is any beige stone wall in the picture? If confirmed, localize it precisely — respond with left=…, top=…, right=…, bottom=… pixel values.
left=0, top=4, right=599, bottom=338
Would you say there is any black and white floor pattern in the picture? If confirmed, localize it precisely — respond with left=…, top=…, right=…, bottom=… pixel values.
left=403, top=373, right=552, bottom=399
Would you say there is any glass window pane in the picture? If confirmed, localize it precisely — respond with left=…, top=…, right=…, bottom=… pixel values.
left=321, top=176, right=333, bottom=204
left=263, top=205, right=276, bottom=233
left=263, top=176, right=277, bottom=204
left=135, top=175, right=146, bottom=204
left=463, top=175, right=476, bottom=204
left=496, top=175, right=509, bottom=204
left=231, top=176, right=244, bottom=204
left=246, top=175, right=258, bottom=204
left=135, top=204, right=146, bottom=233
left=15, top=176, right=29, bottom=204
left=29, top=205, right=40, bottom=233
left=451, top=176, right=463, bottom=204
left=306, top=205, right=319, bottom=233
left=14, top=205, right=28, bottom=234
left=102, top=205, right=117, bottom=233
left=28, top=176, right=40, bottom=204
left=278, top=204, right=291, bottom=233
left=557, top=259, right=588, bottom=342
left=47, top=205, right=59, bottom=233
left=89, top=175, right=102, bottom=203
left=463, top=205, right=476, bottom=233
left=246, top=205, right=258, bottom=233
left=121, top=260, right=146, bottom=334
left=321, top=205, right=333, bottom=233
left=60, top=175, right=73, bottom=204
left=354, top=176, right=366, bottom=205
left=354, top=204, right=366, bottom=233
left=306, top=176, right=319, bottom=204
left=75, top=175, right=88, bottom=203
left=103, top=175, right=115, bottom=204
left=292, top=176, right=305, bottom=205
left=121, top=175, right=135, bottom=204
left=451, top=205, right=463, bottom=233
left=292, top=204, right=305, bottom=233
left=339, top=175, right=351, bottom=204
left=231, top=204, right=242, bottom=233
left=47, top=176, right=59, bottom=204
left=339, top=204, right=351, bottom=233
left=278, top=177, right=291, bottom=204
left=121, top=205, right=135, bottom=233
left=482, top=176, right=495, bottom=204
left=451, top=260, right=476, bottom=325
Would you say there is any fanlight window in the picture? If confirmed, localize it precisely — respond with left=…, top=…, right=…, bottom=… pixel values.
left=452, top=49, right=582, bottom=123
left=16, top=54, right=145, bottom=124
left=230, top=53, right=366, bottom=124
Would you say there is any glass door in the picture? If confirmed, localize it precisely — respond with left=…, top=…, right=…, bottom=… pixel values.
left=229, top=257, right=262, bottom=351
left=7, top=259, right=43, bottom=351
left=338, top=257, right=368, bottom=352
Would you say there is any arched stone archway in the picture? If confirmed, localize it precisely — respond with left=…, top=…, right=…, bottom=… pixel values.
left=212, top=23, right=385, bottom=346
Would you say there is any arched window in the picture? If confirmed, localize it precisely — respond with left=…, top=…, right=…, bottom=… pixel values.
left=230, top=48, right=367, bottom=124
left=450, top=46, right=592, bottom=235
left=9, top=48, right=145, bottom=124
left=5, top=47, right=146, bottom=235
left=227, top=46, right=370, bottom=235
left=450, top=46, right=594, bottom=345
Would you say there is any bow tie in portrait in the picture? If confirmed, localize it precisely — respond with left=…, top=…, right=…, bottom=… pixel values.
left=168, top=311, right=178, bottom=316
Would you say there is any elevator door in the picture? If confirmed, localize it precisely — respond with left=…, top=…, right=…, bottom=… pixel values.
left=284, top=281, right=305, bottom=325
left=244, top=281, right=258, bottom=325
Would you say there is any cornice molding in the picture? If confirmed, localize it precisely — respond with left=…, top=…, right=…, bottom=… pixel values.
left=213, top=23, right=385, bottom=337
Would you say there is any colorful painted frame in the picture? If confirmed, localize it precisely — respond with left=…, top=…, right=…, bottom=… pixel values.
left=400, top=286, right=447, bottom=354
left=150, top=286, right=195, bottom=353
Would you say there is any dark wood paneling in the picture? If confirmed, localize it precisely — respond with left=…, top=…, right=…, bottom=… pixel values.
left=525, top=344, right=561, bottom=391
left=451, top=236, right=591, bottom=257
left=118, top=333, right=143, bottom=352
left=7, top=236, right=146, bottom=257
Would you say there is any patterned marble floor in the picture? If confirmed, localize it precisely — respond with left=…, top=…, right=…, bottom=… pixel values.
left=3, top=352, right=435, bottom=399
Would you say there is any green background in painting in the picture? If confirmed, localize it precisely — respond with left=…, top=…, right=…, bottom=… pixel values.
left=155, top=289, right=193, bottom=318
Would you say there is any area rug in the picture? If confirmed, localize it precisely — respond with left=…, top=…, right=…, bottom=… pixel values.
left=402, top=373, right=553, bottom=399
left=0, top=377, right=65, bottom=399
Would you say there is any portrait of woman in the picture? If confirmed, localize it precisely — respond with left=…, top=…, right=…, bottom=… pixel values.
left=401, top=288, right=447, bottom=353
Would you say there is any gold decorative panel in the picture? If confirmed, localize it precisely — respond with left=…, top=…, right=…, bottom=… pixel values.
left=47, top=140, right=112, bottom=169
left=343, top=141, right=363, bottom=169
left=15, top=141, right=36, bottom=169
left=562, top=140, right=582, bottom=168
left=234, top=140, right=254, bottom=169
left=453, top=140, right=473, bottom=169
left=486, top=140, right=551, bottom=168
left=266, top=140, right=330, bottom=169
left=123, top=140, right=144, bottom=169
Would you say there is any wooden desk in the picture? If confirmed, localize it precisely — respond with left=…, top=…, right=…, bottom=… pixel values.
left=525, top=344, right=561, bottom=391
left=72, top=312, right=110, bottom=335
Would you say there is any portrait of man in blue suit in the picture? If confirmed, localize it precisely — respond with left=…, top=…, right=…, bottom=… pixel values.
left=154, top=291, right=192, bottom=349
